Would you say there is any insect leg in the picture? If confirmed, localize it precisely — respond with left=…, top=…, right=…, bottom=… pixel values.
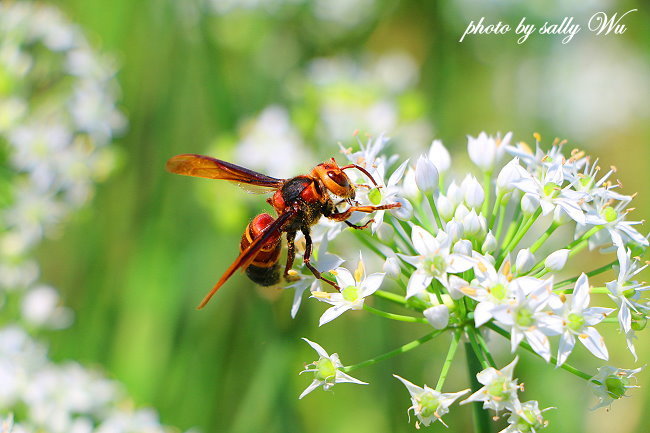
left=284, top=230, right=296, bottom=277
left=344, top=220, right=375, bottom=230
left=327, top=203, right=401, bottom=223
left=301, top=228, right=340, bottom=291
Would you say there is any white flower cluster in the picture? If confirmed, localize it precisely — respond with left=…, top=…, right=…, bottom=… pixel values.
left=296, top=132, right=648, bottom=429
left=0, top=326, right=189, bottom=433
left=0, top=1, right=125, bottom=258
left=0, top=4, right=186, bottom=433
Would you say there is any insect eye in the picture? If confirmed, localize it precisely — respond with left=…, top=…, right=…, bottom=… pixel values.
left=327, top=171, right=349, bottom=187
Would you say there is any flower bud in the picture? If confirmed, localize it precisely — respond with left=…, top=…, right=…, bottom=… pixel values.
left=463, top=209, right=481, bottom=237
left=496, top=158, right=523, bottom=193
left=383, top=256, right=401, bottom=279
left=428, top=139, right=450, bottom=173
left=415, top=155, right=439, bottom=193
left=482, top=231, right=497, bottom=254
left=446, top=181, right=463, bottom=207
left=445, top=220, right=464, bottom=242
left=462, top=174, right=485, bottom=209
left=390, top=197, right=413, bottom=221
left=515, top=249, right=536, bottom=273
left=424, top=304, right=449, bottom=329
left=467, top=132, right=496, bottom=171
left=453, top=239, right=472, bottom=256
left=436, top=194, right=455, bottom=221
left=521, top=193, right=540, bottom=215
left=454, top=203, right=470, bottom=220
left=544, top=249, right=570, bottom=271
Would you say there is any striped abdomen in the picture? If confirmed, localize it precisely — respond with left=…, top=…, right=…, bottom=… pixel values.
left=242, top=213, right=282, bottom=286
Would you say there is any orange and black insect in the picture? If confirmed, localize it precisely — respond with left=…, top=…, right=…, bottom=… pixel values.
left=166, top=154, right=400, bottom=309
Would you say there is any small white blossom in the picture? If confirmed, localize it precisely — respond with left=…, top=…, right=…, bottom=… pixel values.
left=461, top=357, right=522, bottom=413
left=491, top=278, right=561, bottom=361
left=499, top=400, right=550, bottom=433
left=590, top=366, right=643, bottom=410
left=400, top=227, right=474, bottom=298
left=554, top=274, right=613, bottom=366
left=299, top=338, right=367, bottom=399
left=461, top=174, right=485, bottom=210
left=312, top=255, right=384, bottom=326
left=393, top=375, right=469, bottom=428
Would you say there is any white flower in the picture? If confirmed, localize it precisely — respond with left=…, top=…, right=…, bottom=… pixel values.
left=467, top=131, right=511, bottom=172
left=312, top=254, right=384, bottom=326
left=415, top=155, right=439, bottom=193
left=400, top=226, right=474, bottom=298
left=589, top=366, right=643, bottom=410
left=544, top=249, right=570, bottom=271
left=461, top=257, right=515, bottom=326
left=299, top=338, right=367, bottom=399
left=511, top=160, right=586, bottom=224
left=499, top=400, right=550, bottom=433
left=554, top=274, right=613, bottom=366
left=491, top=278, right=561, bottom=361
left=393, top=375, right=469, bottom=428
left=460, top=357, right=522, bottom=413
left=427, top=139, right=451, bottom=173
left=605, top=246, right=649, bottom=359
left=582, top=192, right=648, bottom=248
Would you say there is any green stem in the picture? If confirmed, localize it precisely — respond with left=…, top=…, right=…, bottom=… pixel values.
left=373, top=290, right=408, bottom=307
left=486, top=323, right=592, bottom=381
left=343, top=330, right=445, bottom=372
left=489, top=191, right=505, bottom=229
left=493, top=199, right=508, bottom=241
left=427, top=194, right=444, bottom=230
left=473, top=329, right=496, bottom=367
left=554, top=260, right=617, bottom=289
left=500, top=202, right=522, bottom=247
left=481, top=171, right=492, bottom=219
left=529, top=221, right=560, bottom=253
left=465, top=342, right=492, bottom=433
left=436, top=330, right=461, bottom=391
left=465, top=327, right=491, bottom=369
left=363, top=304, right=428, bottom=323
left=498, top=208, right=542, bottom=266
left=554, top=286, right=611, bottom=295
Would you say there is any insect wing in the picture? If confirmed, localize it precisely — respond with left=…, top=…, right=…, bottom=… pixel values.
left=166, top=154, right=284, bottom=193
left=196, top=209, right=297, bottom=309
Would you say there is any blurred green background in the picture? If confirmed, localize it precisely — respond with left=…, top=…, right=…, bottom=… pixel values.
left=33, top=0, right=649, bottom=432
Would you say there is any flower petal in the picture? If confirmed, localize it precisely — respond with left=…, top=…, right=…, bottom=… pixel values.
left=578, top=327, right=609, bottom=360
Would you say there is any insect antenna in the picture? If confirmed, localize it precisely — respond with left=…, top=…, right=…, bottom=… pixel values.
left=340, top=164, right=379, bottom=187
